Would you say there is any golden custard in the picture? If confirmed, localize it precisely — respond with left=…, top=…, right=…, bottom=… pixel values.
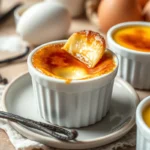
left=113, top=26, right=150, bottom=52
left=32, top=43, right=116, bottom=81
left=143, top=105, right=150, bottom=127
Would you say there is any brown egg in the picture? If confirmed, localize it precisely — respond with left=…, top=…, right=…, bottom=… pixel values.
left=143, top=0, right=150, bottom=21
left=98, top=0, right=142, bottom=33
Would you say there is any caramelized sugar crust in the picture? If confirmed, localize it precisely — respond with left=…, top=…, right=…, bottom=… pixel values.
left=113, top=26, right=150, bottom=52
left=32, top=44, right=116, bottom=80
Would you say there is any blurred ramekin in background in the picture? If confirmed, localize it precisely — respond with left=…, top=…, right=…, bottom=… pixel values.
left=136, top=96, right=150, bottom=150
left=27, top=40, right=118, bottom=128
left=107, top=21, right=150, bottom=90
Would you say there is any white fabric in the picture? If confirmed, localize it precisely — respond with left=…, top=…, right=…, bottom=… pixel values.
left=0, top=36, right=25, bottom=52
left=0, top=85, right=136, bottom=150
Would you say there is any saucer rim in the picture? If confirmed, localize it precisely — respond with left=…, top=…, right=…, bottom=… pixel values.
left=1, top=72, right=139, bottom=148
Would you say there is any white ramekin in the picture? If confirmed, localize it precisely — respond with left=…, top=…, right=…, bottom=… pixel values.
left=27, top=40, right=118, bottom=128
left=107, top=21, right=150, bottom=90
left=136, top=96, right=150, bottom=150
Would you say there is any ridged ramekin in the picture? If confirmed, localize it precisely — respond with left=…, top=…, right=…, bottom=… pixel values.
left=107, top=21, right=150, bottom=90
left=27, top=40, right=118, bottom=128
left=136, top=96, right=150, bottom=150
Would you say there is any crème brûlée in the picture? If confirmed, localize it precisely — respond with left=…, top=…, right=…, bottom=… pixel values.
left=32, top=43, right=116, bottom=82
left=113, top=26, right=150, bottom=52
left=143, top=105, right=150, bottom=127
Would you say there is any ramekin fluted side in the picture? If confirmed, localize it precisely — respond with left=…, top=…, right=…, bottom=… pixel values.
left=117, top=55, right=150, bottom=90
left=31, top=78, right=114, bottom=128
left=136, top=128, right=150, bottom=150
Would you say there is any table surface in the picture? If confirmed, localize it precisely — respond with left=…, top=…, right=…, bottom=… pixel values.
left=0, top=0, right=150, bottom=150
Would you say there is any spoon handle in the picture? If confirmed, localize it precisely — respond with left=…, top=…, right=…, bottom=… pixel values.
left=0, top=111, right=77, bottom=141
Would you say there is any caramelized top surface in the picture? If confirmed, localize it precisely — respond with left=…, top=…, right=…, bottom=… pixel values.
left=32, top=43, right=116, bottom=81
left=113, top=26, right=150, bottom=52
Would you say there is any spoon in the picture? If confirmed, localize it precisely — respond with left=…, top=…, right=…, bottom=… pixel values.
left=0, top=111, right=78, bottom=141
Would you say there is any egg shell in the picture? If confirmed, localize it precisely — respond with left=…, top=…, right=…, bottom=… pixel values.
left=138, top=0, right=148, bottom=8
left=98, top=0, right=142, bottom=33
left=17, top=2, right=71, bottom=45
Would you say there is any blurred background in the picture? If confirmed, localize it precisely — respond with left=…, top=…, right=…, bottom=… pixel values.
left=0, top=0, right=150, bottom=82
left=0, top=0, right=150, bottom=45
left=1, top=0, right=149, bottom=38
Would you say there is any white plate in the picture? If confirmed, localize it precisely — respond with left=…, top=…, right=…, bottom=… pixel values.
left=1, top=72, right=139, bottom=149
